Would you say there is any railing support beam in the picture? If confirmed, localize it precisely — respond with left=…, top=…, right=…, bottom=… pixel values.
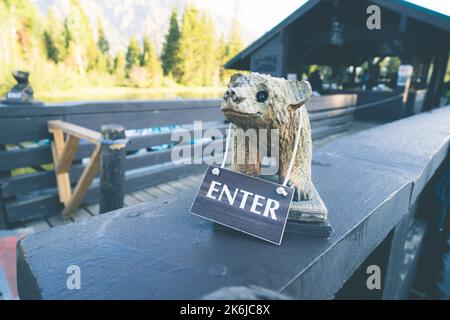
left=99, top=125, right=126, bottom=214
left=48, top=120, right=102, bottom=218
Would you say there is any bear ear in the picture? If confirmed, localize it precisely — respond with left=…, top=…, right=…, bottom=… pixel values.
left=286, top=80, right=312, bottom=108
left=229, top=73, right=244, bottom=86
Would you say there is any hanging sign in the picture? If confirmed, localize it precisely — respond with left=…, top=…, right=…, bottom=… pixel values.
left=191, top=166, right=294, bottom=245
left=397, top=65, right=413, bottom=86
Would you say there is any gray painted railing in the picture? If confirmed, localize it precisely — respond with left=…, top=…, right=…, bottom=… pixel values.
left=16, top=106, right=450, bottom=299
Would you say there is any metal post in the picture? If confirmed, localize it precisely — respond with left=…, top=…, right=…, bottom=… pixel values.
left=99, top=125, right=126, bottom=214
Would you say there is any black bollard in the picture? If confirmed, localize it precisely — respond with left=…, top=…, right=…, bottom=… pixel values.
left=99, top=125, right=126, bottom=214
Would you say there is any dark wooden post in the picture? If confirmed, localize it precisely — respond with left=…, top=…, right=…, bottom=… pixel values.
left=99, top=125, right=126, bottom=214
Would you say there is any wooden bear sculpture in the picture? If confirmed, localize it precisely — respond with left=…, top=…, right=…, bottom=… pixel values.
left=221, top=72, right=314, bottom=202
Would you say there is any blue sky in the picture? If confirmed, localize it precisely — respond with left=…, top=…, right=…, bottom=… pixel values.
left=196, top=0, right=450, bottom=42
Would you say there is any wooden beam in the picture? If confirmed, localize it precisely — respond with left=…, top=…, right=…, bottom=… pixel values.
left=55, top=135, right=80, bottom=174
left=62, top=144, right=101, bottom=218
left=99, top=125, right=126, bottom=214
left=51, top=129, right=71, bottom=206
left=48, top=120, right=101, bottom=144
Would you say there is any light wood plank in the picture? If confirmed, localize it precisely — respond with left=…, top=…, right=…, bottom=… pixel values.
left=130, top=190, right=155, bottom=202
left=124, top=194, right=141, bottom=207
left=177, top=176, right=201, bottom=189
left=48, top=120, right=101, bottom=144
left=189, top=174, right=204, bottom=183
left=56, top=135, right=80, bottom=174
left=155, top=183, right=179, bottom=195
left=51, top=129, right=71, bottom=206
left=142, top=186, right=167, bottom=199
left=174, top=179, right=194, bottom=189
left=166, top=180, right=189, bottom=191
left=85, top=204, right=99, bottom=216
left=25, top=219, right=51, bottom=233
left=63, top=145, right=101, bottom=218
left=47, top=215, right=71, bottom=227
left=72, top=208, right=92, bottom=222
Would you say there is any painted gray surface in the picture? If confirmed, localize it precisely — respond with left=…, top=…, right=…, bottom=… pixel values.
left=317, top=107, right=450, bottom=205
left=16, top=107, right=450, bottom=300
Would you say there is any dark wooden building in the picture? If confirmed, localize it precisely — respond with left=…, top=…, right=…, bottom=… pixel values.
left=226, top=0, right=450, bottom=109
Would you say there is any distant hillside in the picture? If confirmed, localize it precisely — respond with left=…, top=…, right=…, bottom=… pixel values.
left=32, top=0, right=256, bottom=55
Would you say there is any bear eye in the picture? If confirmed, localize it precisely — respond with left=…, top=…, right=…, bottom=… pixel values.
left=256, top=90, right=268, bottom=102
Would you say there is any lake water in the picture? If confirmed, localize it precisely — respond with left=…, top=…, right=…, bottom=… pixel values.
left=35, top=87, right=226, bottom=103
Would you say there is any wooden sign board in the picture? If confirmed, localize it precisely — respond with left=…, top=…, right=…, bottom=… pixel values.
left=191, top=166, right=294, bottom=245
left=397, top=65, right=413, bottom=86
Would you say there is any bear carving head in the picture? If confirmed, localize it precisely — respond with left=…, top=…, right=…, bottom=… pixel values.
left=221, top=72, right=312, bottom=129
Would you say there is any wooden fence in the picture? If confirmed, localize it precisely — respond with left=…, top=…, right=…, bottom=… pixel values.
left=0, top=95, right=356, bottom=226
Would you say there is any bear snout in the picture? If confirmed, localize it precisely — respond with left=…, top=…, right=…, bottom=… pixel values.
left=224, top=89, right=246, bottom=104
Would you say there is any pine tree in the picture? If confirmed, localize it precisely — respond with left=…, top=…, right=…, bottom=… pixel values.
left=227, top=18, right=244, bottom=58
left=86, top=35, right=102, bottom=71
left=217, top=35, right=228, bottom=84
left=176, top=4, right=204, bottom=86
left=43, top=9, right=66, bottom=63
left=221, top=17, right=244, bottom=83
left=114, top=50, right=126, bottom=81
left=161, top=9, right=180, bottom=76
left=141, top=35, right=163, bottom=87
left=0, top=0, right=44, bottom=94
left=140, top=35, right=151, bottom=67
left=93, top=18, right=109, bottom=73
left=7, top=0, right=44, bottom=62
left=97, top=18, right=109, bottom=55
left=125, top=36, right=141, bottom=73
left=199, top=13, right=217, bottom=86
left=64, top=0, right=99, bottom=74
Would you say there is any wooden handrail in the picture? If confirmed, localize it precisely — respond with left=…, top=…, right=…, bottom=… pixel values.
left=48, top=120, right=102, bottom=144
left=48, top=120, right=103, bottom=218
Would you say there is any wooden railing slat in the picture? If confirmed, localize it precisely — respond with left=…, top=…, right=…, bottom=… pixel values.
left=62, top=144, right=101, bottom=218
left=51, top=129, right=71, bottom=206
left=55, top=135, right=80, bottom=174
left=48, top=120, right=101, bottom=144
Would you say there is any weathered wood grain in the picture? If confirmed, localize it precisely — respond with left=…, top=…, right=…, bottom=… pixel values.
left=48, top=120, right=101, bottom=144
left=51, top=130, right=71, bottom=206
left=55, top=135, right=80, bottom=174
left=62, top=145, right=101, bottom=218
